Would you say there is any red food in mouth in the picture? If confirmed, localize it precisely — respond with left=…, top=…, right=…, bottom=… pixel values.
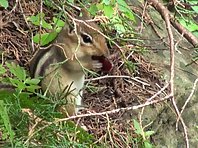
left=92, top=56, right=112, bottom=72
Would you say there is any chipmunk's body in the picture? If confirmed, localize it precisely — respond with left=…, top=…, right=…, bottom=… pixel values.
left=30, top=11, right=112, bottom=116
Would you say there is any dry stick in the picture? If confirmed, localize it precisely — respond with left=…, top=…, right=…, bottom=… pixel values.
left=106, top=113, right=115, bottom=147
left=170, top=17, right=198, bottom=47
left=38, top=0, right=43, bottom=49
left=24, top=94, right=172, bottom=144
left=176, top=78, right=198, bottom=128
left=18, top=0, right=35, bottom=53
left=147, top=0, right=189, bottom=147
left=85, top=75, right=150, bottom=86
left=139, top=1, right=148, bottom=34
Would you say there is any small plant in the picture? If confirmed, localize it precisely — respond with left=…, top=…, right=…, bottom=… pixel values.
left=27, top=13, right=65, bottom=46
left=0, top=63, right=40, bottom=144
left=89, top=0, right=135, bottom=35
left=0, top=63, right=99, bottom=147
left=174, top=0, right=198, bottom=37
left=133, top=119, right=155, bottom=148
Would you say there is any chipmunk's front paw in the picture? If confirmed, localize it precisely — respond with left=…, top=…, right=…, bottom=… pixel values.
left=92, top=55, right=112, bottom=72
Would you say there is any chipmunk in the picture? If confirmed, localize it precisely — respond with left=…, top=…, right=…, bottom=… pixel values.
left=29, top=10, right=112, bottom=116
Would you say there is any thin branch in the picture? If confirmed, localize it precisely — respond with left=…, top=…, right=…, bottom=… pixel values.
left=24, top=94, right=172, bottom=144
left=176, top=78, right=198, bottom=128
left=147, top=0, right=189, bottom=147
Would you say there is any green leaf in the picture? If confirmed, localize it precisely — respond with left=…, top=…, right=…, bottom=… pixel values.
left=103, top=5, right=114, bottom=18
left=33, top=31, right=58, bottom=46
left=0, top=0, right=8, bottom=9
left=179, top=19, right=198, bottom=32
left=96, top=3, right=104, bottom=10
left=53, top=17, right=65, bottom=28
left=144, top=141, right=153, bottom=148
left=0, top=65, right=6, bottom=75
left=144, top=131, right=155, bottom=137
left=102, top=0, right=110, bottom=5
left=9, top=79, right=26, bottom=90
left=89, top=5, right=98, bottom=15
left=28, top=13, right=44, bottom=26
left=25, top=85, right=40, bottom=93
left=0, top=100, right=15, bottom=142
left=68, top=0, right=74, bottom=3
left=133, top=119, right=142, bottom=135
left=192, top=6, right=198, bottom=13
left=28, top=13, right=52, bottom=29
left=193, top=31, right=198, bottom=37
left=25, top=78, right=40, bottom=85
left=6, top=63, right=26, bottom=81
left=112, top=16, right=126, bottom=34
left=117, top=0, right=135, bottom=21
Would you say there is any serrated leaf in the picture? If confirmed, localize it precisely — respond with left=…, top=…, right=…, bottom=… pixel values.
left=10, top=79, right=26, bottom=90
left=6, top=63, right=26, bottom=81
left=0, top=0, right=8, bottom=9
left=33, top=31, right=57, bottom=46
left=28, top=13, right=45, bottom=26
left=42, top=20, right=52, bottom=29
left=25, top=78, right=40, bottom=85
left=133, top=119, right=142, bottom=135
left=26, top=85, right=40, bottom=93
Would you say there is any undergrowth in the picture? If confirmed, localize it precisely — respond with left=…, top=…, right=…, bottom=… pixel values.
left=0, top=0, right=159, bottom=147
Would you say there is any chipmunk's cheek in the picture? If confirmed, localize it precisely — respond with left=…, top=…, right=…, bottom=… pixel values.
left=92, top=56, right=112, bottom=72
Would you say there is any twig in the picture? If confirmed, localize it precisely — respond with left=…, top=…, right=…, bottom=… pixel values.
left=170, top=17, right=198, bottom=47
left=24, top=94, right=172, bottom=144
left=18, top=0, right=35, bottom=53
left=147, top=0, right=189, bottom=147
left=176, top=78, right=198, bottom=128
left=147, top=83, right=169, bottom=101
left=3, top=0, right=19, bottom=19
left=85, top=75, right=150, bottom=86
left=106, top=113, right=115, bottom=147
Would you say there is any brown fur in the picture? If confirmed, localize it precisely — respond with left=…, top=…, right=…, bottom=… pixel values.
left=29, top=11, right=111, bottom=116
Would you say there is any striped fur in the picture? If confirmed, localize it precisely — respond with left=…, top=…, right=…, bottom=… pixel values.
left=29, top=12, right=111, bottom=116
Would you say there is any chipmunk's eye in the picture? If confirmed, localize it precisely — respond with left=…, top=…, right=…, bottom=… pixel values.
left=81, top=33, right=93, bottom=44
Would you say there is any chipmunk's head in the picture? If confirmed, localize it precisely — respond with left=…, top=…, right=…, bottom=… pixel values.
left=59, top=10, right=112, bottom=72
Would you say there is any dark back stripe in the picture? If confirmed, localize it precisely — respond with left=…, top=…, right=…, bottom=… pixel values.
left=30, top=48, right=52, bottom=78
left=30, top=45, right=66, bottom=78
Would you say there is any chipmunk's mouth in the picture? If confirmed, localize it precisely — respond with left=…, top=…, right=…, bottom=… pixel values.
left=91, top=56, right=112, bottom=72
